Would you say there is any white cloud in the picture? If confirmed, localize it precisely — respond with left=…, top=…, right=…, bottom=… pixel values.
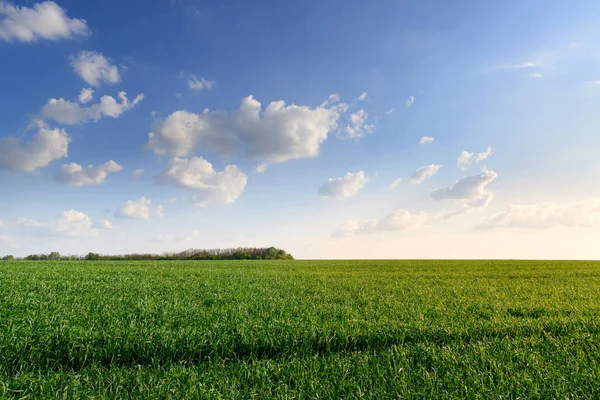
left=78, top=88, right=93, bottom=104
left=117, top=197, right=162, bottom=220
left=54, top=210, right=95, bottom=237
left=488, top=61, right=538, bottom=71
left=71, top=51, right=120, bottom=87
left=475, top=146, right=493, bottom=162
left=528, top=73, right=543, bottom=79
left=385, top=108, right=394, bottom=115
left=457, top=151, right=474, bottom=170
left=0, top=220, right=4, bottom=228
left=477, top=199, right=600, bottom=230
left=0, top=127, right=70, bottom=172
left=17, top=209, right=105, bottom=237
left=389, top=178, right=402, bottom=189
left=156, top=157, right=247, bottom=206
left=97, top=219, right=113, bottom=229
left=255, top=163, right=269, bottom=173
left=431, top=168, right=498, bottom=208
left=318, top=171, right=370, bottom=200
left=0, top=1, right=88, bottom=42
left=334, top=209, right=428, bottom=236
left=358, top=92, right=368, bottom=101
left=54, top=160, right=123, bottom=186
left=40, top=91, right=144, bottom=125
left=188, top=74, right=214, bottom=90
left=419, top=136, right=434, bottom=145
left=408, top=164, right=442, bottom=184
left=132, top=169, right=144, bottom=179
left=147, top=95, right=342, bottom=168
left=458, top=147, right=493, bottom=169
left=405, top=96, right=415, bottom=107
left=344, top=109, right=373, bottom=138
left=321, top=93, right=341, bottom=107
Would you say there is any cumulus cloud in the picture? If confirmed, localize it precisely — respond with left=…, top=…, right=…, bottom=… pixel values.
left=132, top=169, right=144, bottom=179
left=147, top=95, right=342, bottom=168
left=457, top=151, right=474, bottom=170
left=155, top=157, right=247, bottom=206
left=458, top=147, right=493, bottom=169
left=408, top=164, right=442, bottom=184
left=71, top=51, right=120, bottom=87
left=358, top=92, right=368, bottom=101
left=0, top=1, right=88, bottom=42
left=419, top=136, right=434, bottom=145
left=188, top=74, right=214, bottom=90
left=431, top=168, right=497, bottom=208
left=40, top=91, right=144, bottom=125
left=16, top=210, right=102, bottom=237
left=477, top=199, right=600, bottom=230
left=318, top=171, right=370, bottom=200
left=54, top=160, right=123, bottom=186
left=344, top=109, right=374, bottom=138
left=78, top=88, right=93, bottom=104
left=405, top=96, right=415, bottom=107
left=389, top=178, right=402, bottom=189
left=475, top=146, right=493, bottom=162
left=334, top=209, right=428, bottom=236
left=116, top=197, right=163, bottom=220
left=54, top=210, right=95, bottom=237
left=0, top=127, right=70, bottom=172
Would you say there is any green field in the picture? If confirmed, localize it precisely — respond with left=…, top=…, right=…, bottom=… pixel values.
left=1, top=260, right=599, bottom=399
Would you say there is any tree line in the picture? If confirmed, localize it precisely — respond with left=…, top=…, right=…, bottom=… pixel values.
left=0, top=247, right=294, bottom=261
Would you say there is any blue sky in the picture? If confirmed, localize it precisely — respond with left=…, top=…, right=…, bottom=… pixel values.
left=1, top=0, right=600, bottom=258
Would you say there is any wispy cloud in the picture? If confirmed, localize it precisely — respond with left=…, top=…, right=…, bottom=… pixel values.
left=419, top=136, right=434, bottom=145
left=488, top=61, right=539, bottom=71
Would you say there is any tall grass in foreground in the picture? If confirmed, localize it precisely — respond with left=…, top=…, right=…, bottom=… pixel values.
left=0, top=260, right=599, bottom=398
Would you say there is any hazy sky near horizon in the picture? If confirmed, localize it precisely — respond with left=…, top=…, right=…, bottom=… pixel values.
left=1, top=0, right=600, bottom=259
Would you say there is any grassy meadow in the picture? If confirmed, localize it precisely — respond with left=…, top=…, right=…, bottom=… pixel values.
left=0, top=260, right=599, bottom=398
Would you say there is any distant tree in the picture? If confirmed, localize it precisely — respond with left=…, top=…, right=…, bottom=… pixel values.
left=17, top=247, right=293, bottom=261
left=265, top=247, right=278, bottom=259
left=85, top=252, right=101, bottom=260
left=1, top=255, right=14, bottom=261
left=276, top=250, right=287, bottom=259
left=234, top=249, right=250, bottom=259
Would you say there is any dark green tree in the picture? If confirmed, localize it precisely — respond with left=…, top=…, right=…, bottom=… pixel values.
left=85, top=252, right=101, bottom=260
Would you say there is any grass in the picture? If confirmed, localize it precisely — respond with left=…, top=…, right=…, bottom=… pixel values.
left=0, top=260, right=599, bottom=399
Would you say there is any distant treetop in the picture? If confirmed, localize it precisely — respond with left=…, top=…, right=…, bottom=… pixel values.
left=2, top=247, right=294, bottom=261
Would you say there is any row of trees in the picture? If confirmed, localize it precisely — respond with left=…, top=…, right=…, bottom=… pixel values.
left=0, top=247, right=294, bottom=261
